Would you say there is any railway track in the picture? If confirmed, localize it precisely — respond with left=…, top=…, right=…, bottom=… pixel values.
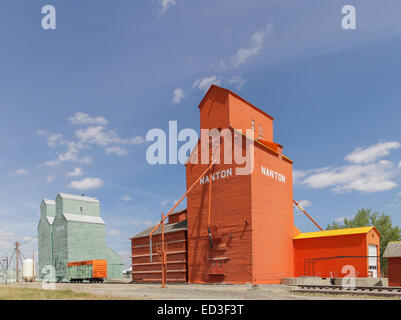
left=291, top=284, right=401, bottom=297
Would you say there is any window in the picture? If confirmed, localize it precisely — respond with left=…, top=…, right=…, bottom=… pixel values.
left=79, top=206, right=84, bottom=212
left=251, top=120, right=255, bottom=131
left=258, top=124, right=263, bottom=139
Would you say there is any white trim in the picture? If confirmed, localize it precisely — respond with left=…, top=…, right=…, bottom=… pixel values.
left=58, top=193, right=99, bottom=203
left=63, top=213, right=105, bottom=224
left=43, top=199, right=56, bottom=206
left=46, top=217, right=55, bottom=225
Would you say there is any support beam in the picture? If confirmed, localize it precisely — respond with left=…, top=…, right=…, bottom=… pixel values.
left=293, top=200, right=323, bottom=231
left=149, top=160, right=216, bottom=262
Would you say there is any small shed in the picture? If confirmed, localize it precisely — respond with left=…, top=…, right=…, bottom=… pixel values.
left=383, top=241, right=401, bottom=286
left=293, top=226, right=380, bottom=278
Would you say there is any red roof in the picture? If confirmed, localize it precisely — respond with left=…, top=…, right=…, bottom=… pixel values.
left=197, top=84, right=274, bottom=121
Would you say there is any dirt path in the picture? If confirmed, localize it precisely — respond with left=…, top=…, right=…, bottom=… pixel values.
left=2, top=281, right=397, bottom=300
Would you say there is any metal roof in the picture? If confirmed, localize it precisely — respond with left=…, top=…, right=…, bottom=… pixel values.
left=383, top=241, right=401, bottom=258
left=42, top=199, right=56, bottom=206
left=58, top=193, right=99, bottom=203
left=63, top=213, right=105, bottom=224
left=294, top=226, right=377, bottom=240
left=131, top=219, right=187, bottom=239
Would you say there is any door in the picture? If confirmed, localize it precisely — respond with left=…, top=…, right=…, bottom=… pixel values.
left=368, top=245, right=378, bottom=278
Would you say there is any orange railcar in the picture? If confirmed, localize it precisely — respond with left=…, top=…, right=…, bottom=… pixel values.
left=67, top=259, right=107, bottom=283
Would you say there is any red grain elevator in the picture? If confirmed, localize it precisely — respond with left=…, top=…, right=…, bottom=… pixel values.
left=130, top=84, right=380, bottom=285
left=185, top=85, right=294, bottom=284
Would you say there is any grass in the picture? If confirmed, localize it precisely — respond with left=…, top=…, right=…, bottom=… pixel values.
left=0, top=286, right=116, bottom=300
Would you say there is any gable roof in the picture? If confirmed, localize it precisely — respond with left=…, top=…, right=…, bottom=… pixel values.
left=294, top=226, right=378, bottom=240
left=63, top=213, right=105, bottom=224
left=42, top=199, right=56, bottom=206
left=131, top=219, right=187, bottom=239
left=198, top=84, right=274, bottom=121
left=58, top=193, right=99, bottom=204
left=383, top=241, right=401, bottom=258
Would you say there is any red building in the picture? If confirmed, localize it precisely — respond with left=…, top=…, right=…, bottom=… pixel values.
left=131, top=210, right=187, bottom=283
left=293, top=226, right=380, bottom=278
left=383, top=241, right=401, bottom=286
left=130, top=85, right=380, bottom=284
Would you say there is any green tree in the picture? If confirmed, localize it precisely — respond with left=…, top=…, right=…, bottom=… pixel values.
left=327, top=208, right=401, bottom=257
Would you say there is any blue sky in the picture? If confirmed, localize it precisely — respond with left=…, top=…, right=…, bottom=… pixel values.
left=1, top=0, right=401, bottom=266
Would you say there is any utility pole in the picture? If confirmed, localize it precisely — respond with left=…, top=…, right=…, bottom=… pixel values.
left=15, top=242, right=20, bottom=282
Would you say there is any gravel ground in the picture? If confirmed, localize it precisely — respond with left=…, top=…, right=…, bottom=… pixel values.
left=2, top=280, right=398, bottom=300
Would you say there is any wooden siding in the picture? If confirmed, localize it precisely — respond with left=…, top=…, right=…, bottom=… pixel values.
left=186, top=139, right=253, bottom=284
left=132, top=230, right=187, bottom=283
left=293, top=229, right=380, bottom=278
left=388, top=257, right=401, bottom=286
left=251, top=142, right=295, bottom=283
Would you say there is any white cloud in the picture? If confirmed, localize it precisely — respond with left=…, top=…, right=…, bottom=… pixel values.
left=345, top=141, right=401, bottom=164
left=75, top=126, right=144, bottom=147
left=107, top=229, right=120, bottom=236
left=232, top=22, right=273, bottom=67
left=41, top=140, right=90, bottom=167
left=106, top=146, right=128, bottom=156
left=39, top=114, right=144, bottom=167
left=192, top=76, right=222, bottom=92
left=160, top=200, right=170, bottom=206
left=75, top=126, right=119, bottom=146
left=172, top=88, right=186, bottom=104
left=296, top=142, right=401, bottom=194
left=298, top=200, right=312, bottom=209
left=67, top=177, right=104, bottom=191
left=67, top=167, right=85, bottom=177
left=121, top=195, right=132, bottom=202
left=46, top=176, right=55, bottom=183
left=159, top=0, right=176, bottom=16
left=15, top=169, right=28, bottom=176
left=46, top=133, right=64, bottom=148
left=228, top=75, right=247, bottom=91
left=68, top=112, right=108, bottom=126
